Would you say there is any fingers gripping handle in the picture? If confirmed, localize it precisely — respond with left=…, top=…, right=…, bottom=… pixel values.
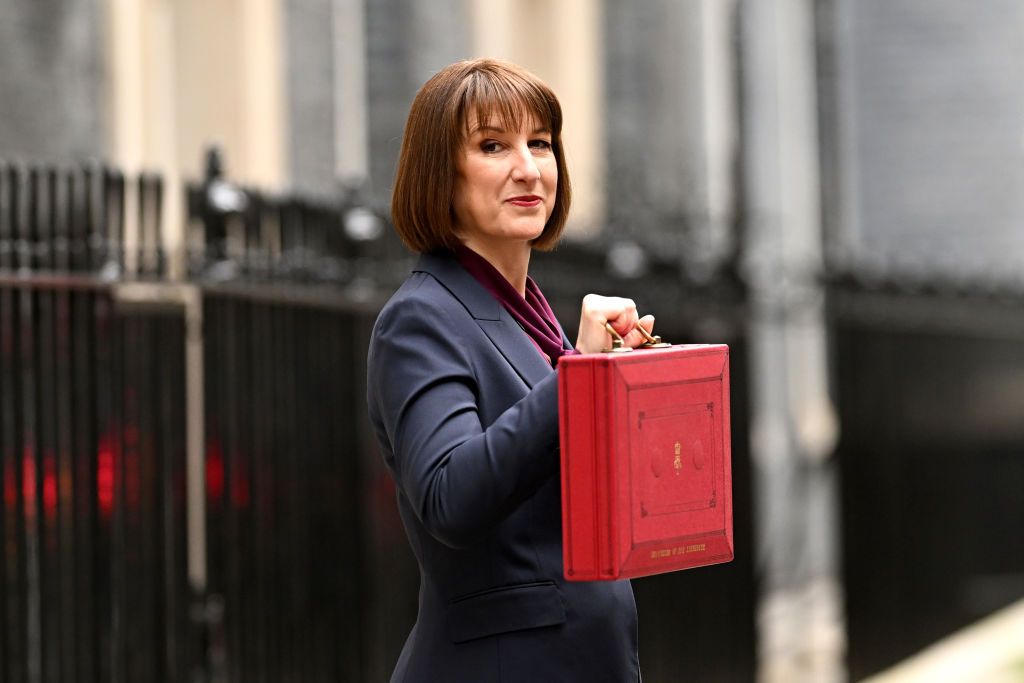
left=601, top=321, right=670, bottom=353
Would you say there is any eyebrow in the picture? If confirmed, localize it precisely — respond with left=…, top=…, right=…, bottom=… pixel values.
left=471, top=124, right=552, bottom=135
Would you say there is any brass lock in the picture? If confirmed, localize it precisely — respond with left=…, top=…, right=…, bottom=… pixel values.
left=602, top=321, right=671, bottom=353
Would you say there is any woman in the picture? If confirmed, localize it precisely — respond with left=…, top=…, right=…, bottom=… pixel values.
left=367, top=58, right=654, bottom=682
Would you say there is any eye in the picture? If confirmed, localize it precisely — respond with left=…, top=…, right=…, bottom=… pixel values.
left=480, top=140, right=503, bottom=154
left=529, top=139, right=552, bottom=151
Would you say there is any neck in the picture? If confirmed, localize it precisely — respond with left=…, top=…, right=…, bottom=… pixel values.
left=460, top=238, right=531, bottom=296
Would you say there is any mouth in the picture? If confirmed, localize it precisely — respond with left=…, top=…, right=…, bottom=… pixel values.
left=506, top=195, right=543, bottom=207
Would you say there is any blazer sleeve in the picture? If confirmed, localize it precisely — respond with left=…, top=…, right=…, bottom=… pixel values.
left=368, top=295, right=560, bottom=549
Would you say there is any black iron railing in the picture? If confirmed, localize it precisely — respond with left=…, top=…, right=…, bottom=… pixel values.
left=0, top=153, right=393, bottom=682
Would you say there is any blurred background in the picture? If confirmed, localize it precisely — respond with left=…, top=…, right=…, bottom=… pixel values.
left=2, top=0, right=1023, bottom=681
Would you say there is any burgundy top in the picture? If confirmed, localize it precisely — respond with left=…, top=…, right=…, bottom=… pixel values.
left=455, top=245, right=577, bottom=365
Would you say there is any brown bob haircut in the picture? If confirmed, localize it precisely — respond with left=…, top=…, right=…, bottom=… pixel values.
left=391, top=58, right=571, bottom=253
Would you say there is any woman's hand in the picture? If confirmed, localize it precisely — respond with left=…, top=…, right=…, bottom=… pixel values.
left=574, top=294, right=656, bottom=354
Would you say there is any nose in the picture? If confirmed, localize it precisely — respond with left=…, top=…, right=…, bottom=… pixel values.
left=510, top=144, right=542, bottom=182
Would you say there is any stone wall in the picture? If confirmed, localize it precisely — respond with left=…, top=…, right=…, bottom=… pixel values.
left=828, top=0, right=1024, bottom=277
left=0, top=0, right=105, bottom=161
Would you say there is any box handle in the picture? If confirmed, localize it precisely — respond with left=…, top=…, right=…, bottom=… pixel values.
left=602, top=321, right=671, bottom=352
left=634, top=323, right=671, bottom=349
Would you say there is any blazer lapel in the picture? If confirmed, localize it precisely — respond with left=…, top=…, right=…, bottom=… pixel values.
left=476, top=312, right=554, bottom=388
left=415, top=251, right=555, bottom=389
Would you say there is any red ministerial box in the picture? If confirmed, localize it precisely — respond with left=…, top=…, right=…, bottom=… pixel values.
left=557, top=344, right=733, bottom=581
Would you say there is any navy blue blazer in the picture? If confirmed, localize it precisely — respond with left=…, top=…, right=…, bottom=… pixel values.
left=367, top=251, right=640, bottom=682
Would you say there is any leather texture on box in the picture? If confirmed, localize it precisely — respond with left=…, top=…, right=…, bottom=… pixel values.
left=558, top=344, right=733, bottom=581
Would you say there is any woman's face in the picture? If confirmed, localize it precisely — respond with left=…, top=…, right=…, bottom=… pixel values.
left=453, top=112, right=557, bottom=251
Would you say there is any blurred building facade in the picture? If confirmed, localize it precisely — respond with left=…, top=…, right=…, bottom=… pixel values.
left=0, top=0, right=106, bottom=160
left=0, top=0, right=740, bottom=280
left=822, top=0, right=1024, bottom=280
left=2, top=1, right=1024, bottom=682
left=5, top=0, right=1024, bottom=277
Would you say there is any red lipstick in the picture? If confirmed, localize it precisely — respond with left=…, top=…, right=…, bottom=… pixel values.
left=507, top=195, right=542, bottom=207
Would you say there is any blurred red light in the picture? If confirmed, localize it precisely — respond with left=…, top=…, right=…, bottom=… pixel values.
left=3, top=457, right=16, bottom=509
left=97, top=434, right=115, bottom=518
left=22, top=450, right=36, bottom=507
left=43, top=451, right=57, bottom=521
left=206, top=440, right=225, bottom=502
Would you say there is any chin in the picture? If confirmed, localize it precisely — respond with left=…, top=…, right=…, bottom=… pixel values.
left=505, top=222, right=547, bottom=242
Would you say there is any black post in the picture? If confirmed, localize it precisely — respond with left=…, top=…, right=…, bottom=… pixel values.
left=33, top=167, right=63, bottom=682
left=188, top=148, right=249, bottom=280
left=69, top=169, right=98, bottom=676
left=52, top=167, right=78, bottom=682
left=0, top=161, right=28, bottom=683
